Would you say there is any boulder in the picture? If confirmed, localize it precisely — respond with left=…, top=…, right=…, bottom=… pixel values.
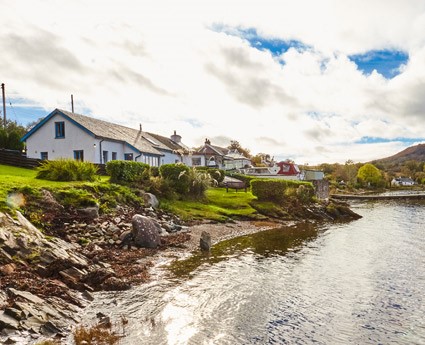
left=143, top=193, right=159, bottom=209
left=200, top=231, right=212, bottom=251
left=131, top=215, right=161, bottom=248
left=76, top=206, right=99, bottom=221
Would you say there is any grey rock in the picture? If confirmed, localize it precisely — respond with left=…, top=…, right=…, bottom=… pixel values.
left=200, top=231, right=212, bottom=251
left=131, top=215, right=161, bottom=248
left=0, top=311, right=19, bottom=330
left=77, top=206, right=99, bottom=221
left=143, top=193, right=159, bottom=208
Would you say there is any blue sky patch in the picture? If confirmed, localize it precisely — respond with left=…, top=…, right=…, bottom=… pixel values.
left=212, top=25, right=310, bottom=56
left=2, top=99, right=48, bottom=127
left=356, top=136, right=423, bottom=145
left=349, top=50, right=408, bottom=79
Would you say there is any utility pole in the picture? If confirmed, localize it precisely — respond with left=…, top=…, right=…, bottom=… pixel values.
left=71, top=94, right=74, bottom=113
left=1, top=83, right=6, bottom=128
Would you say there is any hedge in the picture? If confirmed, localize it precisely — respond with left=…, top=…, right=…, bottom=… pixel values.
left=159, top=163, right=190, bottom=194
left=224, top=172, right=257, bottom=186
left=106, top=160, right=150, bottom=183
left=251, top=178, right=314, bottom=203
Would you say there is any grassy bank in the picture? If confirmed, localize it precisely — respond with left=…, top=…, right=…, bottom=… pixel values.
left=160, top=188, right=262, bottom=222
left=0, top=164, right=260, bottom=222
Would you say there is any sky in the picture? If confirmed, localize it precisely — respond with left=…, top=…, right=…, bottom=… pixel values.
left=1, top=0, right=425, bottom=165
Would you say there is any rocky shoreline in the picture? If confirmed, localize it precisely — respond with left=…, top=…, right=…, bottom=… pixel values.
left=0, top=207, right=281, bottom=344
left=0, top=193, right=360, bottom=344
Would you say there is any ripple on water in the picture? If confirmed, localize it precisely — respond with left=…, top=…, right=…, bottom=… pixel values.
left=80, top=200, right=425, bottom=345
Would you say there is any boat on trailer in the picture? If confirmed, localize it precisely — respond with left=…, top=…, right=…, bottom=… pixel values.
left=239, top=161, right=304, bottom=180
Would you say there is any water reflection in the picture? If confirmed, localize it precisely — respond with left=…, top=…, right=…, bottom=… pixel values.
left=81, top=201, right=425, bottom=345
left=169, top=222, right=323, bottom=279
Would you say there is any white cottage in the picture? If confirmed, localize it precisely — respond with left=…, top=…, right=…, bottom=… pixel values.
left=21, top=108, right=188, bottom=166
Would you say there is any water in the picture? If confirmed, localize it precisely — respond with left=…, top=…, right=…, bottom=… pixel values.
left=82, top=200, right=425, bottom=344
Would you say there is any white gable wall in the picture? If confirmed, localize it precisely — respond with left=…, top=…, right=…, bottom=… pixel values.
left=25, top=113, right=139, bottom=163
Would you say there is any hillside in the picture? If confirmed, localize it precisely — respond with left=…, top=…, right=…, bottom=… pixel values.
left=372, top=143, right=425, bottom=167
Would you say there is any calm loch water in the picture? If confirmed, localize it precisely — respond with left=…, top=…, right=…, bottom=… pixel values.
left=82, top=200, right=425, bottom=344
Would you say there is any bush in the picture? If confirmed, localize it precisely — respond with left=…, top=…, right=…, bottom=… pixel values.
left=251, top=179, right=314, bottom=203
left=195, top=166, right=225, bottom=183
left=159, top=163, right=190, bottom=194
left=150, top=166, right=160, bottom=177
left=184, top=167, right=217, bottom=198
left=106, top=160, right=150, bottom=183
left=54, top=188, right=98, bottom=208
left=36, top=159, right=98, bottom=181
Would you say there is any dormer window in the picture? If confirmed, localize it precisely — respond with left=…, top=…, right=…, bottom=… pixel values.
left=55, top=122, right=65, bottom=138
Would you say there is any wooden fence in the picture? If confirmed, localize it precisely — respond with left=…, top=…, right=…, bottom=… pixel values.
left=0, top=149, right=42, bottom=169
left=0, top=149, right=107, bottom=175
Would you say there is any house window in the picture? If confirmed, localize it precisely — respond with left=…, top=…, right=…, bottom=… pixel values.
left=74, top=150, right=84, bottom=161
left=40, top=152, right=48, bottom=160
left=55, top=122, right=65, bottom=138
left=102, top=151, right=109, bottom=164
left=124, top=153, right=133, bottom=161
left=192, top=157, right=201, bottom=166
left=112, top=152, right=117, bottom=160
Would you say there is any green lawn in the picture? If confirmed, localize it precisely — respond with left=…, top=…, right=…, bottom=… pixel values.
left=0, top=164, right=259, bottom=222
left=0, top=164, right=108, bottom=212
left=161, top=187, right=261, bottom=222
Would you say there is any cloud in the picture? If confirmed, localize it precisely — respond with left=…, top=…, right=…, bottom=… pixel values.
left=2, top=0, right=425, bottom=165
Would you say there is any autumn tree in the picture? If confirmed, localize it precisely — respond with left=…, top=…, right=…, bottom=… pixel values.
left=227, top=140, right=251, bottom=158
left=357, top=163, right=385, bottom=188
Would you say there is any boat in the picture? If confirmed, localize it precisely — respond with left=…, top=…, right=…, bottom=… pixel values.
left=239, top=161, right=303, bottom=180
left=238, top=161, right=324, bottom=181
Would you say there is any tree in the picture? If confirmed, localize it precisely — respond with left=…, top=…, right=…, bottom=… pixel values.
left=227, top=140, right=251, bottom=158
left=0, top=120, right=26, bottom=150
left=357, top=163, right=385, bottom=188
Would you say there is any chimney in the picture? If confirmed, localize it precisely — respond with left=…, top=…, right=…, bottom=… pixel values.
left=139, top=124, right=142, bottom=132
left=171, top=130, right=182, bottom=143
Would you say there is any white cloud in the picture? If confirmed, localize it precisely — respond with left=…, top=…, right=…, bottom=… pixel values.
left=1, top=0, right=425, bottom=164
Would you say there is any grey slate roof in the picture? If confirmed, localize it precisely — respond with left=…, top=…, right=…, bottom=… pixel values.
left=57, top=109, right=163, bottom=155
left=147, top=132, right=189, bottom=152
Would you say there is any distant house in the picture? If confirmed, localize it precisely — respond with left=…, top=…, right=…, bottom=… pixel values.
left=391, top=177, right=415, bottom=186
left=190, top=139, right=251, bottom=170
left=21, top=108, right=188, bottom=166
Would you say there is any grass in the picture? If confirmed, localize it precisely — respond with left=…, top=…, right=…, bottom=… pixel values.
left=1, top=164, right=262, bottom=222
left=160, top=187, right=261, bottom=222
left=0, top=164, right=109, bottom=213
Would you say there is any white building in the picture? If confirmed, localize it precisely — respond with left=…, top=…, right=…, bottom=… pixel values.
left=391, top=177, right=415, bottom=186
left=21, top=108, right=188, bottom=166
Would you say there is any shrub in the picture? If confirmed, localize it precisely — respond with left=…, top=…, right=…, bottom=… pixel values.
left=251, top=179, right=314, bottom=203
left=183, top=167, right=217, bottom=198
left=159, top=163, right=190, bottom=194
left=36, top=159, right=98, bottom=181
left=54, top=188, right=98, bottom=208
left=106, top=160, right=150, bottom=183
left=150, top=166, right=160, bottom=177
left=195, top=166, right=225, bottom=183
left=146, top=176, right=177, bottom=199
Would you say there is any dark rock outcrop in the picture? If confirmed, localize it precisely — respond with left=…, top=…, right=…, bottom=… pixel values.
left=131, top=215, right=161, bottom=248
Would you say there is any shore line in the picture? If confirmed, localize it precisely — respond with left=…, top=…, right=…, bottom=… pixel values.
left=331, top=193, right=425, bottom=200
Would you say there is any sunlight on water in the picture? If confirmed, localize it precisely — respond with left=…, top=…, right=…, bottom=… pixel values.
left=81, top=200, right=425, bottom=345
